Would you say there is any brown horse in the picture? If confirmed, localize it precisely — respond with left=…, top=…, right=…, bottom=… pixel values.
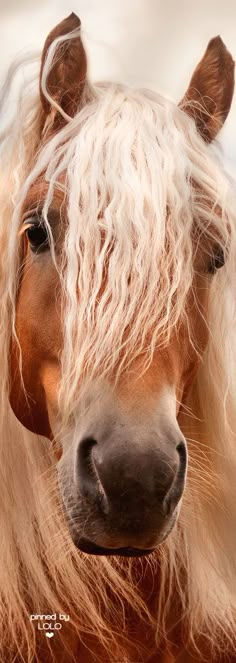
left=0, top=12, right=236, bottom=662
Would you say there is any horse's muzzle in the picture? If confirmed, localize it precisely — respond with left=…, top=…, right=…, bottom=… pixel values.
left=64, top=411, right=187, bottom=555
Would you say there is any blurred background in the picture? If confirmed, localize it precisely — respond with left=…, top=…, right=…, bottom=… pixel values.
left=0, top=0, right=235, bottom=174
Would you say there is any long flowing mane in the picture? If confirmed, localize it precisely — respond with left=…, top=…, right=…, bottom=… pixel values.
left=1, top=34, right=236, bottom=662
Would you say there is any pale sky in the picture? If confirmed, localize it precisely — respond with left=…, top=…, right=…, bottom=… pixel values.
left=0, top=0, right=236, bottom=174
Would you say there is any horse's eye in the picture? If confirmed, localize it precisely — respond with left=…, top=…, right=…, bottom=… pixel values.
left=24, top=217, right=49, bottom=253
left=207, top=246, right=225, bottom=274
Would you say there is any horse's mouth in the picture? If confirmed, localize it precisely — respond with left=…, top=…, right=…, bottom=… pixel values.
left=75, top=537, right=155, bottom=557
left=67, top=501, right=179, bottom=557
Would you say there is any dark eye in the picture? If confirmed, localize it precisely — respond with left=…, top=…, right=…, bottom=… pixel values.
left=207, top=246, right=225, bottom=274
left=24, top=216, right=49, bottom=253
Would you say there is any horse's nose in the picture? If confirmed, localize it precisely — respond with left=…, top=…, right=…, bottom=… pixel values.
left=76, top=433, right=187, bottom=520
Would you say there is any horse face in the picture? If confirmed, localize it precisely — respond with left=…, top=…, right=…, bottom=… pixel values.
left=9, top=15, right=234, bottom=556
left=10, top=216, right=210, bottom=554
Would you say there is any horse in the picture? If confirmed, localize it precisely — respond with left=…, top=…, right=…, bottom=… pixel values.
left=0, top=11, right=236, bottom=662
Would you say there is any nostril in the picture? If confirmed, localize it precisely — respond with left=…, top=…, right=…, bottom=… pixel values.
left=76, top=437, right=109, bottom=513
left=76, top=436, right=97, bottom=499
left=163, top=439, right=187, bottom=516
left=176, top=440, right=187, bottom=478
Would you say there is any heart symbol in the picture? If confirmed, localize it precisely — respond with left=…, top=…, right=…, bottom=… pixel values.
left=46, top=632, right=54, bottom=638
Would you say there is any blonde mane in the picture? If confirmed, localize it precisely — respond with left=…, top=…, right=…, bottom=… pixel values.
left=1, top=35, right=236, bottom=662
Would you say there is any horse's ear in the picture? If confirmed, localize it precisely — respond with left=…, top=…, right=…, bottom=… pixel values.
left=39, top=13, right=87, bottom=132
left=179, top=37, right=234, bottom=142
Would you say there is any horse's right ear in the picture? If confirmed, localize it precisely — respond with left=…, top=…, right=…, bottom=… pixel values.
left=39, top=13, right=87, bottom=133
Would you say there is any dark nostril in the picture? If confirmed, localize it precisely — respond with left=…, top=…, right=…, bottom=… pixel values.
left=76, top=436, right=97, bottom=499
left=76, top=437, right=109, bottom=513
left=163, top=440, right=187, bottom=515
left=176, top=440, right=187, bottom=478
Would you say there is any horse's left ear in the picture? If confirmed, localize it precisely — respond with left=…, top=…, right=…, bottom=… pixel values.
left=179, top=37, right=235, bottom=142
left=39, top=13, right=87, bottom=132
